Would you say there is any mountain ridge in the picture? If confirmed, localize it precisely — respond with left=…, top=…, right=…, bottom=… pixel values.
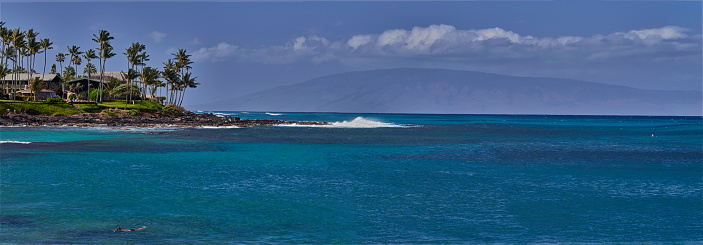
left=192, top=68, right=702, bottom=116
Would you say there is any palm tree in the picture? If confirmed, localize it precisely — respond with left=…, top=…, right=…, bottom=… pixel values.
left=67, top=45, right=82, bottom=78
left=10, top=28, right=26, bottom=99
left=174, top=49, right=192, bottom=74
left=55, top=53, right=65, bottom=74
left=66, top=46, right=82, bottom=99
left=123, top=42, right=145, bottom=102
left=2, top=46, right=14, bottom=92
left=162, top=59, right=178, bottom=105
left=29, top=77, right=45, bottom=102
left=172, top=49, right=193, bottom=106
left=40, top=38, right=52, bottom=80
left=92, top=30, right=114, bottom=103
left=2, top=31, right=13, bottom=91
left=82, top=49, right=97, bottom=101
left=72, top=56, right=81, bottom=72
left=178, top=72, right=197, bottom=107
left=50, top=64, right=56, bottom=74
left=138, top=66, right=159, bottom=101
left=121, top=68, right=139, bottom=109
left=137, top=51, right=149, bottom=101
left=83, top=63, right=96, bottom=77
left=0, top=65, right=9, bottom=97
left=55, top=53, right=65, bottom=98
left=0, top=22, right=6, bottom=71
left=99, top=45, right=115, bottom=102
left=105, top=77, right=120, bottom=100
left=67, top=81, right=83, bottom=100
left=25, top=29, right=39, bottom=86
left=63, top=66, right=75, bottom=82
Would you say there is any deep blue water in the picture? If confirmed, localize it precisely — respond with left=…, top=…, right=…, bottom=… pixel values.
left=1, top=113, right=701, bottom=243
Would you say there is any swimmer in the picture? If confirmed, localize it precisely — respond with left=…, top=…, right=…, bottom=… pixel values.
left=113, top=226, right=146, bottom=232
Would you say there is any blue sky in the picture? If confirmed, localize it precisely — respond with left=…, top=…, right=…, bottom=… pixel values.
left=2, top=1, right=701, bottom=107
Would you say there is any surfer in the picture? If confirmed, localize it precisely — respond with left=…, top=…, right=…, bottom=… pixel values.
left=113, top=226, right=146, bottom=232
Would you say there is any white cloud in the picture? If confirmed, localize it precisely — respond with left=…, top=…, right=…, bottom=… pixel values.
left=347, top=35, right=373, bottom=49
left=473, top=27, right=521, bottom=43
left=624, top=26, right=688, bottom=40
left=148, top=31, right=167, bottom=44
left=377, top=29, right=408, bottom=47
left=293, top=37, right=307, bottom=50
left=191, top=25, right=700, bottom=68
left=192, top=42, right=239, bottom=63
left=405, top=24, right=455, bottom=51
left=291, top=35, right=330, bottom=51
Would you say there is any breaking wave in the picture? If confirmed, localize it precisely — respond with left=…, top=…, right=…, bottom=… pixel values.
left=197, top=125, right=241, bottom=129
left=265, top=112, right=283, bottom=116
left=0, top=140, right=32, bottom=144
left=281, top=117, right=409, bottom=128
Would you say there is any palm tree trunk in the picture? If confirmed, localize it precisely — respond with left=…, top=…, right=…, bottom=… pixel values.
left=59, top=61, right=63, bottom=100
left=98, top=58, right=102, bottom=103
left=86, top=60, right=91, bottom=102
left=42, top=50, right=46, bottom=81
left=100, top=58, right=105, bottom=103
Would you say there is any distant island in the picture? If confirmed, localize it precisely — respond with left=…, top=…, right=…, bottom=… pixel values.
left=194, top=68, right=702, bottom=116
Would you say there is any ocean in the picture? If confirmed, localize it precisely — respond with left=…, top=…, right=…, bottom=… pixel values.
left=1, top=112, right=701, bottom=243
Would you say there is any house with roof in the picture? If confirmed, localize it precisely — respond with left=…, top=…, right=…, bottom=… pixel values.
left=65, top=72, right=126, bottom=93
left=99, top=72, right=127, bottom=83
left=63, top=72, right=128, bottom=99
left=1, top=73, right=62, bottom=98
left=65, top=78, right=106, bottom=94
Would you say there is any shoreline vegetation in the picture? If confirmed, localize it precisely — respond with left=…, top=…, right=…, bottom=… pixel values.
left=0, top=100, right=329, bottom=127
left=0, top=22, right=328, bottom=127
left=1, top=22, right=197, bottom=107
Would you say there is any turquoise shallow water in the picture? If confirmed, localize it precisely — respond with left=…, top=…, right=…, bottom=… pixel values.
left=1, top=113, right=702, bottom=243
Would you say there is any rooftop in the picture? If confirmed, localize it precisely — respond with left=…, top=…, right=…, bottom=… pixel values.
left=2, top=73, right=60, bottom=82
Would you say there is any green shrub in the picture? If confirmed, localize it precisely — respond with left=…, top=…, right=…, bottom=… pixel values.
left=89, top=89, right=109, bottom=101
left=161, top=105, right=181, bottom=117
left=130, top=109, right=139, bottom=116
left=47, top=97, right=63, bottom=102
left=112, top=84, right=141, bottom=100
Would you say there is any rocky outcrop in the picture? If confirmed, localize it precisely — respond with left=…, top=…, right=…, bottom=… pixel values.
left=0, top=111, right=328, bottom=127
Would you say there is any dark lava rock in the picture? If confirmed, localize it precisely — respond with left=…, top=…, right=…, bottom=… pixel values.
left=0, top=112, right=329, bottom=128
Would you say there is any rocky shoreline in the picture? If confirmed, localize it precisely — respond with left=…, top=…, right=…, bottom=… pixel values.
left=0, top=111, right=329, bottom=127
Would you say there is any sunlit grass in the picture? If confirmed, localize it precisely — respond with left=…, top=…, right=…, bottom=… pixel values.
left=77, top=100, right=164, bottom=113
left=0, top=100, right=81, bottom=115
left=0, top=100, right=165, bottom=115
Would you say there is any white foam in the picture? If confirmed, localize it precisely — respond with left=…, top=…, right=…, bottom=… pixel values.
left=265, top=112, right=283, bottom=116
left=281, top=117, right=409, bottom=128
left=197, top=125, right=241, bottom=129
left=0, top=140, right=32, bottom=144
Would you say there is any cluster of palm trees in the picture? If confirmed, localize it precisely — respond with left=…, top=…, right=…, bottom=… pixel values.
left=123, top=44, right=197, bottom=107
left=0, top=21, right=197, bottom=107
left=0, top=22, right=55, bottom=101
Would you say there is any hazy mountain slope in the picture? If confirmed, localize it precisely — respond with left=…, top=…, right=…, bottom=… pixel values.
left=194, top=68, right=701, bottom=116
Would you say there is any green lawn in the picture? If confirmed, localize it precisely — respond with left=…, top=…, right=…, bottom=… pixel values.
left=0, top=100, right=81, bottom=115
left=0, top=100, right=165, bottom=115
left=77, top=100, right=164, bottom=113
